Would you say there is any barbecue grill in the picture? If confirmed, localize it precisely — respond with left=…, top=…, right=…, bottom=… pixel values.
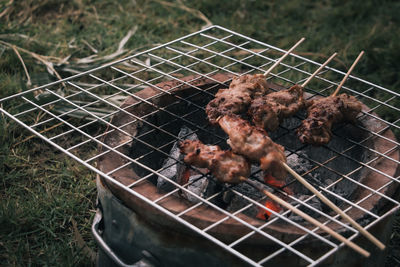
left=1, top=25, right=399, bottom=266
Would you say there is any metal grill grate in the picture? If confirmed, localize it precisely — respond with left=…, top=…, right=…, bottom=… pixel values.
left=1, top=25, right=399, bottom=266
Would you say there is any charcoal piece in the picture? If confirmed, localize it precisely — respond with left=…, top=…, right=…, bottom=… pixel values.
left=286, top=151, right=323, bottom=194
left=182, top=174, right=218, bottom=203
left=288, top=195, right=323, bottom=222
left=226, top=179, right=274, bottom=219
left=157, top=126, right=198, bottom=192
left=250, top=165, right=264, bottom=182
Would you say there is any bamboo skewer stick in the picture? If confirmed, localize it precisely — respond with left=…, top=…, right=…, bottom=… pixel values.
left=245, top=179, right=370, bottom=257
left=282, top=162, right=385, bottom=250
left=263, top=37, right=305, bottom=77
left=332, top=51, right=364, bottom=97
left=301, top=52, right=338, bottom=88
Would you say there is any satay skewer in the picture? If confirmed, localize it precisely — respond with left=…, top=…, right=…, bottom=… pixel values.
left=206, top=38, right=306, bottom=125
left=282, top=162, right=385, bottom=250
left=332, top=51, right=364, bottom=97
left=244, top=179, right=370, bottom=258
left=296, top=52, right=364, bottom=145
left=263, top=37, right=305, bottom=77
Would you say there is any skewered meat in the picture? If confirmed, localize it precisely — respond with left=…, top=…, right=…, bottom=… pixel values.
left=218, top=114, right=287, bottom=180
left=248, top=84, right=305, bottom=131
left=178, top=140, right=251, bottom=184
left=297, top=93, right=362, bottom=145
left=206, top=74, right=270, bottom=124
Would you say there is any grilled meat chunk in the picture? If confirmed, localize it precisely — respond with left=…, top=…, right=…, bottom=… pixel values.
left=206, top=74, right=269, bottom=124
left=248, top=84, right=305, bottom=131
left=297, top=93, right=362, bottom=145
left=228, top=73, right=270, bottom=98
left=178, top=140, right=250, bottom=184
left=218, top=114, right=287, bottom=180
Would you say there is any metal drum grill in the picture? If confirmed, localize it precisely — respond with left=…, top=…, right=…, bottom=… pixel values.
left=1, top=25, right=399, bottom=266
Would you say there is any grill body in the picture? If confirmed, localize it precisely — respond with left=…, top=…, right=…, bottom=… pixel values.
left=94, top=177, right=396, bottom=267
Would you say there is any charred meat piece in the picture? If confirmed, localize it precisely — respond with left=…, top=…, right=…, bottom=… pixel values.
left=228, top=73, right=270, bottom=98
left=206, top=74, right=269, bottom=124
left=297, top=93, right=362, bottom=145
left=248, top=84, right=305, bottom=131
left=218, top=114, right=287, bottom=180
left=206, top=88, right=251, bottom=123
left=178, top=140, right=251, bottom=184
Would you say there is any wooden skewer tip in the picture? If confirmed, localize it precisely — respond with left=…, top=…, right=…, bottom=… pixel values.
left=332, top=50, right=365, bottom=97
left=263, top=37, right=306, bottom=77
left=301, top=52, right=338, bottom=88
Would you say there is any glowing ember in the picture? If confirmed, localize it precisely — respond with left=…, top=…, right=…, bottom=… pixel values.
left=180, top=168, right=192, bottom=185
left=263, top=173, right=293, bottom=195
left=264, top=173, right=285, bottom=188
left=256, top=199, right=281, bottom=220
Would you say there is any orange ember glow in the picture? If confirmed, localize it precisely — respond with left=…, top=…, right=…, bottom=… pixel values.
left=181, top=168, right=192, bottom=185
left=263, top=173, right=293, bottom=195
left=256, top=199, right=281, bottom=220
left=263, top=173, right=286, bottom=188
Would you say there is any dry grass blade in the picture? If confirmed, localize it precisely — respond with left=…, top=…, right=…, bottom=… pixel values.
left=154, top=0, right=212, bottom=28
left=82, top=39, right=98, bottom=54
left=71, top=218, right=96, bottom=263
left=76, top=26, right=138, bottom=64
left=0, top=40, right=65, bottom=87
left=0, top=33, right=69, bottom=48
left=12, top=120, right=67, bottom=147
left=0, top=0, right=14, bottom=20
left=10, top=44, right=31, bottom=86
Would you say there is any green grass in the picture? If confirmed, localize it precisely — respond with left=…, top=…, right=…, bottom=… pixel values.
left=1, top=0, right=400, bottom=265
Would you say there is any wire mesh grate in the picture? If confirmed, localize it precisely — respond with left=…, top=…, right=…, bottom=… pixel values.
left=1, top=25, right=399, bottom=266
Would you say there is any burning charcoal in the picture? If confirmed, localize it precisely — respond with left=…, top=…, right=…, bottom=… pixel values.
left=226, top=179, right=276, bottom=220
left=182, top=174, right=218, bottom=203
left=157, top=126, right=219, bottom=202
left=256, top=199, right=282, bottom=221
left=157, top=126, right=198, bottom=192
left=250, top=165, right=264, bottom=182
left=286, top=151, right=316, bottom=177
left=225, top=182, right=262, bottom=218
left=286, top=151, right=323, bottom=195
